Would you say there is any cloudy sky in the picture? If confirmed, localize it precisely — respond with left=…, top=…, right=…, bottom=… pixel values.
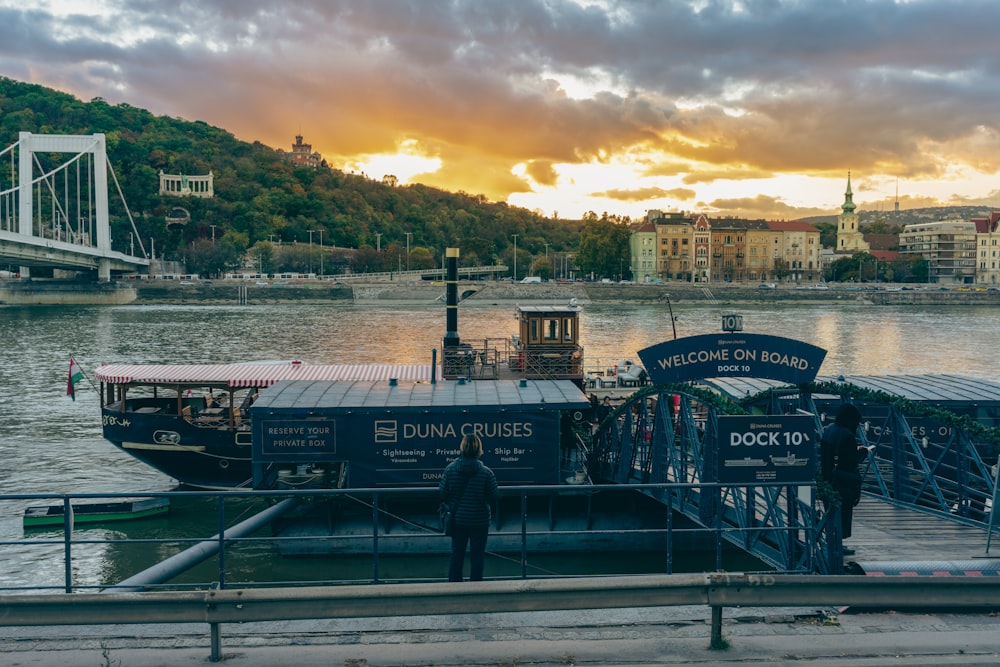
left=3, top=0, right=999, bottom=220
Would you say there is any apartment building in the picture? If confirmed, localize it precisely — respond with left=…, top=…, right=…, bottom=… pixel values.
left=898, top=219, right=977, bottom=284
left=634, top=214, right=821, bottom=284
left=629, top=220, right=658, bottom=282
left=972, top=211, right=1000, bottom=286
left=767, top=220, right=823, bottom=282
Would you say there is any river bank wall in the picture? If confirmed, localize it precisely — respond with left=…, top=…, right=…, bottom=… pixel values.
left=128, top=280, right=1000, bottom=307
left=4, top=278, right=999, bottom=306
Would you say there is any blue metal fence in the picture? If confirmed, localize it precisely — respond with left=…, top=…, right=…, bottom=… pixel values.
left=589, top=384, right=997, bottom=576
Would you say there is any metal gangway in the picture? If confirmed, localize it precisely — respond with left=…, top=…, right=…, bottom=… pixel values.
left=0, top=132, right=148, bottom=280
left=587, top=381, right=999, bottom=575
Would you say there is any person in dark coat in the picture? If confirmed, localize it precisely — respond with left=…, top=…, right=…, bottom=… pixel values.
left=439, top=434, right=498, bottom=582
left=820, top=403, right=867, bottom=553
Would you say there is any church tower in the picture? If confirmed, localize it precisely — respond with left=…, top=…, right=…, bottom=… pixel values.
left=836, top=172, right=869, bottom=253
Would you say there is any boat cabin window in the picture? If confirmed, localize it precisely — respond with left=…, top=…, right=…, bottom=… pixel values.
left=528, top=319, right=540, bottom=344
left=544, top=318, right=559, bottom=341
left=562, top=318, right=575, bottom=342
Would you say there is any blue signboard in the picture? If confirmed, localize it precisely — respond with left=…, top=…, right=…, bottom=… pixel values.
left=255, top=411, right=561, bottom=487
left=260, top=420, right=336, bottom=455
left=638, top=333, right=826, bottom=385
left=715, top=415, right=817, bottom=484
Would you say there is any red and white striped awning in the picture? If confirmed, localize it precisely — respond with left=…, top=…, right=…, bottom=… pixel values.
left=94, top=362, right=441, bottom=387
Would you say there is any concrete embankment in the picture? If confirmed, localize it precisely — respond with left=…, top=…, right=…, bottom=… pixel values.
left=127, top=281, right=1000, bottom=306
left=4, top=278, right=998, bottom=306
left=0, top=280, right=137, bottom=305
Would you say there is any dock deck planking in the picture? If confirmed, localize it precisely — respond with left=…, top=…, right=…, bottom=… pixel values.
left=847, top=500, right=991, bottom=563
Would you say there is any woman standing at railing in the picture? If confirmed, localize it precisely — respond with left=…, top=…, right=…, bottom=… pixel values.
left=439, top=434, right=498, bottom=582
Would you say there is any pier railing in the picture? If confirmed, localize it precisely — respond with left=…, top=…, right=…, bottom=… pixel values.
left=0, top=483, right=819, bottom=596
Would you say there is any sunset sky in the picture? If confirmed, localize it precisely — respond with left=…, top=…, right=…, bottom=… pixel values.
left=3, top=0, right=999, bottom=221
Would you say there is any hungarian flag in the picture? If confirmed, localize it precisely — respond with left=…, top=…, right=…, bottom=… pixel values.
left=67, top=358, right=85, bottom=401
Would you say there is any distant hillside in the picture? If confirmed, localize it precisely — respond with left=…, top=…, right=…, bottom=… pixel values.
left=802, top=205, right=995, bottom=229
left=0, top=77, right=579, bottom=273
left=3, top=77, right=992, bottom=277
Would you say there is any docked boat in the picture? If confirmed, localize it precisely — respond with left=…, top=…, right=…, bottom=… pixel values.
left=95, top=362, right=440, bottom=489
left=23, top=497, right=169, bottom=528
left=96, top=256, right=590, bottom=490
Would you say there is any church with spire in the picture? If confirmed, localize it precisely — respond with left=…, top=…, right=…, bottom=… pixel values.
left=836, top=172, right=869, bottom=253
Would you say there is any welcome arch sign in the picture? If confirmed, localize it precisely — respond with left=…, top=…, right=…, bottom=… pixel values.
left=637, top=333, right=827, bottom=486
left=637, top=333, right=826, bottom=386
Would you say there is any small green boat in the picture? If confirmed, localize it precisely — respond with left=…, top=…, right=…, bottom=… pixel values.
left=23, top=497, right=169, bottom=528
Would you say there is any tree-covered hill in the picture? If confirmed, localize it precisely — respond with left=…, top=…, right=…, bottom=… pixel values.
left=0, top=77, right=582, bottom=277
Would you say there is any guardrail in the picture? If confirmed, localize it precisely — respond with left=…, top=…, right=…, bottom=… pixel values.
left=2, top=573, right=998, bottom=661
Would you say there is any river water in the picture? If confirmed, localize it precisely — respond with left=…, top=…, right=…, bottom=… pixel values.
left=0, top=300, right=996, bottom=590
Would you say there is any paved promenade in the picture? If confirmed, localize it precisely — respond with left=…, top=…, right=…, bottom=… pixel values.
left=3, top=604, right=998, bottom=666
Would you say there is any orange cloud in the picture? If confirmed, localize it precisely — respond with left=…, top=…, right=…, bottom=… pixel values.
left=592, top=186, right=697, bottom=202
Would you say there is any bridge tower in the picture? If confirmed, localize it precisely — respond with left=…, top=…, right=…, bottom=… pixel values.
left=16, top=132, right=112, bottom=280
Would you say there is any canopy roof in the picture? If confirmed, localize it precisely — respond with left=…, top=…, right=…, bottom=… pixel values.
left=516, top=305, right=582, bottom=315
left=253, top=378, right=589, bottom=411
left=700, top=373, right=1000, bottom=405
left=94, top=362, right=441, bottom=388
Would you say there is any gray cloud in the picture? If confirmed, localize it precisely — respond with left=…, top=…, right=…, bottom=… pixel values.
left=2, top=0, right=999, bottom=218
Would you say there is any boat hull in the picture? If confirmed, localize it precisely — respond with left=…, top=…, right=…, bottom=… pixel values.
left=23, top=497, right=169, bottom=527
left=101, top=408, right=252, bottom=489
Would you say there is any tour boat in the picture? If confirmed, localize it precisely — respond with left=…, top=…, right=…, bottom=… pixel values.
left=95, top=362, right=440, bottom=489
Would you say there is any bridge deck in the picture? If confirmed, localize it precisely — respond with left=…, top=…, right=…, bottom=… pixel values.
left=848, top=498, right=990, bottom=563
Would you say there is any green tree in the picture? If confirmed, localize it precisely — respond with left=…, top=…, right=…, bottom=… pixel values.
left=409, top=247, right=437, bottom=270
left=530, top=256, right=553, bottom=280
left=813, top=222, right=837, bottom=249
left=772, top=258, right=791, bottom=281
left=909, top=256, right=930, bottom=283
left=182, top=237, right=243, bottom=278
left=850, top=251, right=880, bottom=282
left=829, top=256, right=854, bottom=283
left=576, top=213, right=630, bottom=279
left=864, top=218, right=901, bottom=235
left=249, top=241, right=276, bottom=275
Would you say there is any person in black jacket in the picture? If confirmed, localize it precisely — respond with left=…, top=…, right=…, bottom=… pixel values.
left=439, top=434, right=498, bottom=582
left=820, top=403, right=867, bottom=554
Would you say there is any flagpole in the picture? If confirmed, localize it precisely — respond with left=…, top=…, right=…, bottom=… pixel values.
left=78, top=362, right=98, bottom=392
left=67, top=357, right=98, bottom=400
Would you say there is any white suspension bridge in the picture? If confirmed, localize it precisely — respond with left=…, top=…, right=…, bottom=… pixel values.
left=0, top=132, right=148, bottom=281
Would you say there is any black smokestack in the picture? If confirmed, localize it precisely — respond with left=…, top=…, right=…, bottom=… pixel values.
left=444, top=247, right=460, bottom=348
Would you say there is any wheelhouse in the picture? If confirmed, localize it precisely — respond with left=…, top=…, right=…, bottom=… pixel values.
left=511, top=305, right=584, bottom=384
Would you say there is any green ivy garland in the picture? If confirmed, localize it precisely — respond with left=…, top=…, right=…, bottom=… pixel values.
left=586, top=379, right=1000, bottom=508
left=587, top=383, right=748, bottom=457
left=814, top=472, right=841, bottom=507
left=735, top=380, right=1000, bottom=453
left=736, top=380, right=1000, bottom=506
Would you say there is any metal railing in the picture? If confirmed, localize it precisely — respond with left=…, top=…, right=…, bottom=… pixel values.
left=591, top=388, right=837, bottom=573
left=333, top=265, right=507, bottom=282
left=3, top=573, right=999, bottom=662
left=0, top=483, right=814, bottom=596
left=857, top=404, right=996, bottom=523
